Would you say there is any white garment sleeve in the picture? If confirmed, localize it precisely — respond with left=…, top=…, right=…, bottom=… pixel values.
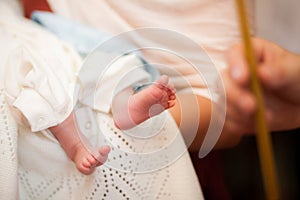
left=3, top=35, right=80, bottom=132
left=77, top=53, right=151, bottom=113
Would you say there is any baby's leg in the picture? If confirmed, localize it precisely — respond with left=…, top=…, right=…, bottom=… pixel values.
left=113, top=75, right=176, bottom=130
left=49, top=112, right=110, bottom=175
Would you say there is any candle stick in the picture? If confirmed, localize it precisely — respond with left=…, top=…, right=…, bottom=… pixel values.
left=235, top=0, right=280, bottom=199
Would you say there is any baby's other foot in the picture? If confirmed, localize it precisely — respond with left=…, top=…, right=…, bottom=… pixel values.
left=117, top=75, right=176, bottom=129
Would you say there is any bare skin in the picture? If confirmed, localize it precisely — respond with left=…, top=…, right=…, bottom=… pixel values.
left=170, top=38, right=300, bottom=153
left=63, top=39, right=299, bottom=164
left=49, top=112, right=110, bottom=175
left=169, top=93, right=242, bottom=152
left=48, top=75, right=175, bottom=175
left=113, top=75, right=176, bottom=130
left=223, top=38, right=300, bottom=134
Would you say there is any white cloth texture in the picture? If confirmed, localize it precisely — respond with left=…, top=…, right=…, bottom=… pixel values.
left=47, top=0, right=253, bottom=100
left=77, top=52, right=151, bottom=114
left=0, top=1, right=204, bottom=199
left=0, top=89, right=18, bottom=200
left=0, top=4, right=80, bottom=132
left=0, top=5, right=150, bottom=131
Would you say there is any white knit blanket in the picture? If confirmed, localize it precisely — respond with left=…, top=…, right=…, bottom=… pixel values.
left=0, top=89, right=203, bottom=200
left=0, top=89, right=18, bottom=200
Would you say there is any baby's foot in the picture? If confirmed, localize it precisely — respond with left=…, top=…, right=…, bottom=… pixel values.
left=73, top=145, right=110, bottom=175
left=50, top=112, right=111, bottom=175
left=116, top=75, right=176, bottom=129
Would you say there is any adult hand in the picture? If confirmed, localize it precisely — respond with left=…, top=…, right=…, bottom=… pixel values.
left=223, top=38, right=300, bottom=135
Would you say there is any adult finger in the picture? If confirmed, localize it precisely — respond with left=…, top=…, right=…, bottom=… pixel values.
left=222, top=69, right=256, bottom=114
left=226, top=42, right=250, bottom=85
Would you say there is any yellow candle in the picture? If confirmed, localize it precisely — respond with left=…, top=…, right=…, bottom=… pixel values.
left=235, top=0, right=280, bottom=199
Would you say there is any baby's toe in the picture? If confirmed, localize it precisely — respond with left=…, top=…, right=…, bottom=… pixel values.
left=169, top=93, right=176, bottom=100
left=99, top=146, right=111, bottom=156
left=77, top=160, right=95, bottom=175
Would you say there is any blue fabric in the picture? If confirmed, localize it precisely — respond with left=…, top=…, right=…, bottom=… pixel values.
left=31, top=11, right=110, bottom=57
left=31, top=11, right=159, bottom=85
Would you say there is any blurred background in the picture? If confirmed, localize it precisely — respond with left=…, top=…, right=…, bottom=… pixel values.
left=255, top=0, right=300, bottom=53
left=220, top=0, right=300, bottom=199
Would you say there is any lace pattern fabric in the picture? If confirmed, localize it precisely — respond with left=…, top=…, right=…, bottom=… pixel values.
left=0, top=89, right=18, bottom=200
left=18, top=153, right=201, bottom=200
left=1, top=88, right=203, bottom=199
